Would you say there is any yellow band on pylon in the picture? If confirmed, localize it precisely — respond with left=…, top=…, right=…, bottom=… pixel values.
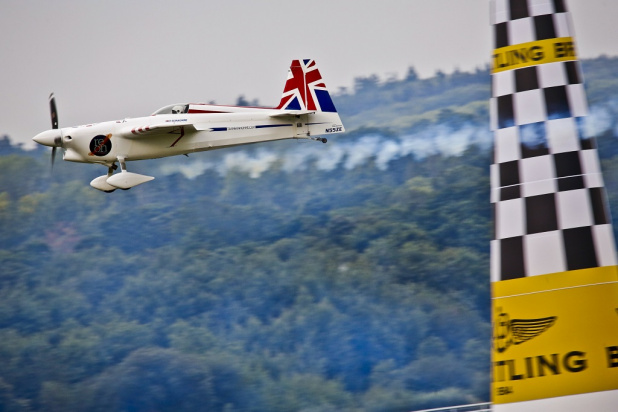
left=492, top=266, right=618, bottom=404
left=492, top=37, right=577, bottom=73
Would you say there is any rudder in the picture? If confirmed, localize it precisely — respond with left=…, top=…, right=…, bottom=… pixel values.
left=276, top=59, right=338, bottom=113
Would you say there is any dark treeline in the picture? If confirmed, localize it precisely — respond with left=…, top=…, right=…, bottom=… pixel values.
left=1, top=56, right=618, bottom=411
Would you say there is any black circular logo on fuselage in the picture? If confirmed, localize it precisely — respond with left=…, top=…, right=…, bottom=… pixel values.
left=89, top=134, right=112, bottom=156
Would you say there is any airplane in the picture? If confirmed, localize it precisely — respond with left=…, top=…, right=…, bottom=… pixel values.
left=32, top=59, right=345, bottom=192
left=488, top=0, right=618, bottom=411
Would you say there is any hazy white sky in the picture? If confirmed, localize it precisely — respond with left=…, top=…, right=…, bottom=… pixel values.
left=1, top=0, right=617, bottom=146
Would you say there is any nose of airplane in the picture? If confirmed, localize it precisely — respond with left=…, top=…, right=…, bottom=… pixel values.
left=33, top=129, right=62, bottom=147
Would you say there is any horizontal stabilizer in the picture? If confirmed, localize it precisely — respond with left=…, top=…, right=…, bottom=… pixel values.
left=269, top=110, right=316, bottom=118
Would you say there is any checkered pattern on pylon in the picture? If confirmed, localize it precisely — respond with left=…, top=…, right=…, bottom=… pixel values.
left=490, top=61, right=588, bottom=131
left=490, top=0, right=618, bottom=282
left=491, top=0, right=572, bottom=44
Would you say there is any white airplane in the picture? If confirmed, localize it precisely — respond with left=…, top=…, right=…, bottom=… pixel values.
left=33, top=59, right=345, bottom=192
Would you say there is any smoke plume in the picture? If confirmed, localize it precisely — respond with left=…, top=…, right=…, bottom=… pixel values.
left=159, top=122, right=493, bottom=179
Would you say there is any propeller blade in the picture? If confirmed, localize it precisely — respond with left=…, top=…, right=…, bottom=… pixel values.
left=49, top=93, right=59, bottom=170
left=49, top=93, right=58, bottom=129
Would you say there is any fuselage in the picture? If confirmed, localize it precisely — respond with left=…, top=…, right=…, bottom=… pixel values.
left=37, top=105, right=343, bottom=167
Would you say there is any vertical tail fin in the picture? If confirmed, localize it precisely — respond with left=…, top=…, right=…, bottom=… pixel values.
left=489, top=0, right=618, bottom=410
left=276, top=59, right=338, bottom=112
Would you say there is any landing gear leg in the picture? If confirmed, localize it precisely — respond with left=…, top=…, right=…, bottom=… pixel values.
left=116, top=157, right=131, bottom=190
left=118, top=156, right=127, bottom=173
left=107, top=164, right=116, bottom=178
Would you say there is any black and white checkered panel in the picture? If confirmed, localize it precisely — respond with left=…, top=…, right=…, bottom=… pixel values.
left=490, top=0, right=618, bottom=282
left=491, top=0, right=572, bottom=40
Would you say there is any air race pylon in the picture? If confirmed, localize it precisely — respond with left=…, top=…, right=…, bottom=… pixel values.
left=489, top=0, right=618, bottom=410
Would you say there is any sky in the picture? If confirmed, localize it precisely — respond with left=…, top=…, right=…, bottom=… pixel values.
left=1, top=0, right=618, bottom=147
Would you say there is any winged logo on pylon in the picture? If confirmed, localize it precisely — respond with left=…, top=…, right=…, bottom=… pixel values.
left=494, top=309, right=557, bottom=353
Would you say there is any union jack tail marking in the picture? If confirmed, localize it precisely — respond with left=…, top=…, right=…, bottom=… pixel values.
left=276, top=59, right=337, bottom=112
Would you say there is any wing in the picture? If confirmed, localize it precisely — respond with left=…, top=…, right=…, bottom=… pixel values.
left=511, top=316, right=557, bottom=345
left=118, top=122, right=201, bottom=137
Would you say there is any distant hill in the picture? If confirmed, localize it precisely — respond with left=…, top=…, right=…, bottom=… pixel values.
left=335, top=66, right=490, bottom=134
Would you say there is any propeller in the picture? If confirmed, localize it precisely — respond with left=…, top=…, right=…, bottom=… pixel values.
left=50, top=93, right=58, bottom=129
left=49, top=93, right=62, bottom=169
left=32, top=94, right=67, bottom=169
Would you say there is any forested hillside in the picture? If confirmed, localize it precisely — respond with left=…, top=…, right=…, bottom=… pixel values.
left=1, top=56, right=618, bottom=412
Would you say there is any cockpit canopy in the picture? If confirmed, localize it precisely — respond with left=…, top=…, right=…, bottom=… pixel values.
left=151, top=104, right=189, bottom=115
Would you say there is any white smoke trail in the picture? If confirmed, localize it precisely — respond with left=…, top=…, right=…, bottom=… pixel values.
left=157, top=100, right=618, bottom=180
left=218, top=149, right=279, bottom=178
left=158, top=122, right=493, bottom=179
left=158, top=160, right=214, bottom=179
left=585, top=104, right=613, bottom=138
